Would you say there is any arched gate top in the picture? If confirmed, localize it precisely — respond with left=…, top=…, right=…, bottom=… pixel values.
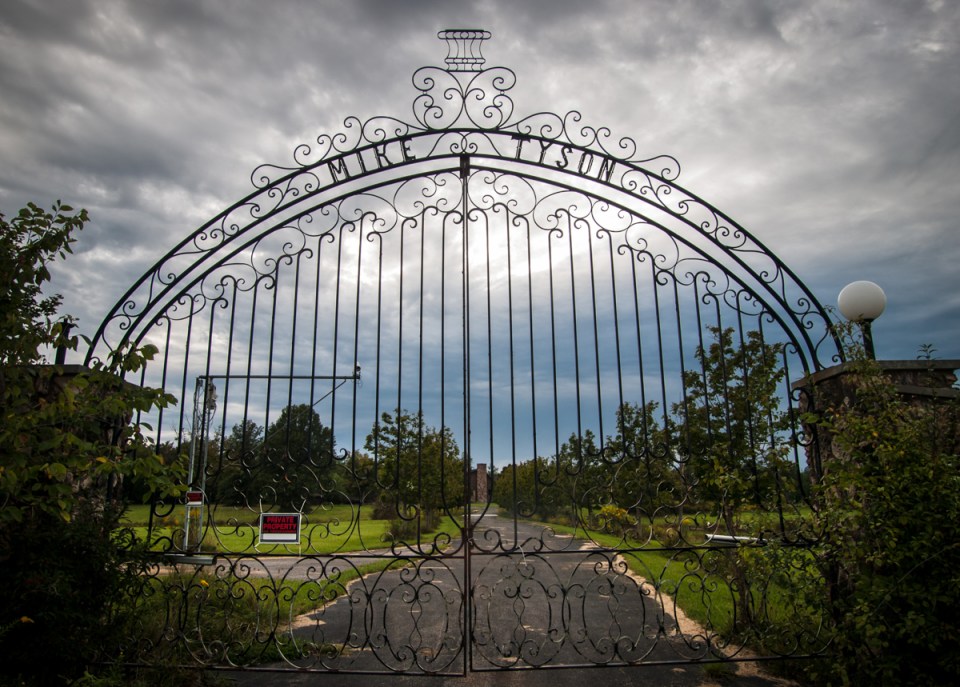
left=87, top=30, right=841, bottom=372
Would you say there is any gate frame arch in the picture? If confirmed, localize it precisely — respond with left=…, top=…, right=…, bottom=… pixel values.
left=86, top=51, right=841, bottom=375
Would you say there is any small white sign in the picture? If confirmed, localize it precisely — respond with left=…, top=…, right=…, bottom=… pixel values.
left=258, top=513, right=302, bottom=544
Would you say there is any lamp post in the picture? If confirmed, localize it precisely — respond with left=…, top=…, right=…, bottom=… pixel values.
left=184, top=377, right=217, bottom=551
left=838, top=280, right=886, bottom=359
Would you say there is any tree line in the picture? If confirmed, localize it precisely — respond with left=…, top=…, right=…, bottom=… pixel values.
left=171, top=405, right=463, bottom=523
left=172, top=325, right=801, bottom=541
left=494, top=327, right=803, bottom=534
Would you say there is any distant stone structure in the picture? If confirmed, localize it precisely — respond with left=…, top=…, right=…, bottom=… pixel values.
left=469, top=462, right=489, bottom=503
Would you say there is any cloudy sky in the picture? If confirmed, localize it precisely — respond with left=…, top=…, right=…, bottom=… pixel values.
left=2, top=0, right=958, bottom=365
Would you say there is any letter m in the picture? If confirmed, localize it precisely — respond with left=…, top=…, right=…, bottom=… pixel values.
left=328, top=157, right=351, bottom=182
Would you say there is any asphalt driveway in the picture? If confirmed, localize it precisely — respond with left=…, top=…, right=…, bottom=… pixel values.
left=224, top=513, right=803, bottom=686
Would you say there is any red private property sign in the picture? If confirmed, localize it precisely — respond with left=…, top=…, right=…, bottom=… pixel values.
left=258, top=513, right=302, bottom=545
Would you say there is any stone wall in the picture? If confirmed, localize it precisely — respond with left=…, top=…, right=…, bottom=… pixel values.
left=792, top=359, right=960, bottom=480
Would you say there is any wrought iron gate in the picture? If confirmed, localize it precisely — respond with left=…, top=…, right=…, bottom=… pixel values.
left=89, top=31, right=840, bottom=675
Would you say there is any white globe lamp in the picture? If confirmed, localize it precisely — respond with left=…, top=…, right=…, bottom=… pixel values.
left=838, top=281, right=886, bottom=358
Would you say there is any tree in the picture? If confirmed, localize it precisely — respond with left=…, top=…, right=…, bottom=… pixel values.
left=264, top=403, right=335, bottom=509
left=494, top=458, right=556, bottom=519
left=365, top=409, right=462, bottom=525
left=552, top=428, right=609, bottom=524
left=495, top=405, right=677, bottom=532
left=210, top=419, right=264, bottom=505
left=669, top=326, right=792, bottom=629
left=671, top=326, right=791, bottom=531
left=231, top=404, right=336, bottom=511
left=0, top=202, right=182, bottom=683
left=604, top=401, right=679, bottom=515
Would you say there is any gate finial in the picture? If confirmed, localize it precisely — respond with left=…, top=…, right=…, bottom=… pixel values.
left=438, top=29, right=491, bottom=72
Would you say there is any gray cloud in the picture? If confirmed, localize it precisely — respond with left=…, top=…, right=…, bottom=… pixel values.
left=1, top=0, right=957, bottom=365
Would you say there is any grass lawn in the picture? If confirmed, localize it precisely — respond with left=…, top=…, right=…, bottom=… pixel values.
left=524, top=514, right=825, bottom=650
left=122, top=502, right=367, bottom=526
left=122, top=503, right=464, bottom=555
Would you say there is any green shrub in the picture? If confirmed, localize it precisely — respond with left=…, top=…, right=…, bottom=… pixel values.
left=808, top=352, right=960, bottom=684
left=371, top=495, right=396, bottom=520
left=0, top=202, right=183, bottom=684
left=596, top=504, right=630, bottom=534
left=386, top=516, right=421, bottom=542
left=384, top=508, right=438, bottom=543
left=0, top=503, right=140, bottom=683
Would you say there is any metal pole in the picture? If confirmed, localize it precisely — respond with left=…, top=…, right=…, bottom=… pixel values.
left=183, top=378, right=203, bottom=550
left=197, top=381, right=216, bottom=551
left=862, top=320, right=876, bottom=359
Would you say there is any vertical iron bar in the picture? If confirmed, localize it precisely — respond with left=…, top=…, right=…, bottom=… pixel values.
left=567, top=215, right=584, bottom=458
left=217, top=289, right=238, bottom=500
left=669, top=272, right=695, bottom=499
left=197, top=302, right=217, bottom=544
left=506, top=207, right=518, bottom=507
left=176, top=299, right=196, bottom=457
left=148, top=320, right=174, bottom=542
left=546, top=223, right=561, bottom=512
left=459, top=154, right=473, bottom=675
left=524, top=215, right=538, bottom=516
left=692, top=276, right=713, bottom=457
left=284, top=253, right=303, bottom=492
left=734, top=297, right=762, bottom=508
left=650, top=264, right=670, bottom=451
left=493, top=200, right=516, bottom=536
left=482, top=197, right=494, bottom=524
left=586, top=218, right=604, bottom=448
left=716, top=296, right=735, bottom=478
left=240, top=284, right=259, bottom=472
left=184, top=377, right=202, bottom=549
left=417, top=208, right=426, bottom=547
left=331, top=224, right=347, bottom=456
left=155, top=322, right=172, bottom=448
left=440, top=209, right=450, bottom=522
left=349, top=217, right=365, bottom=515
left=263, top=267, right=282, bottom=496
left=178, top=297, right=198, bottom=547
left=606, top=234, right=625, bottom=432
left=629, top=253, right=649, bottom=452
left=308, top=234, right=324, bottom=477
left=395, top=209, right=406, bottom=512
left=197, top=376, right=213, bottom=548
left=371, top=218, right=385, bottom=491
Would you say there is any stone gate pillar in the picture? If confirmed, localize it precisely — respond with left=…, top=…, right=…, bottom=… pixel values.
left=793, top=359, right=960, bottom=480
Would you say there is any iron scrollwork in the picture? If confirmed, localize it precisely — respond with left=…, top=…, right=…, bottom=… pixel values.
left=94, top=30, right=836, bottom=675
